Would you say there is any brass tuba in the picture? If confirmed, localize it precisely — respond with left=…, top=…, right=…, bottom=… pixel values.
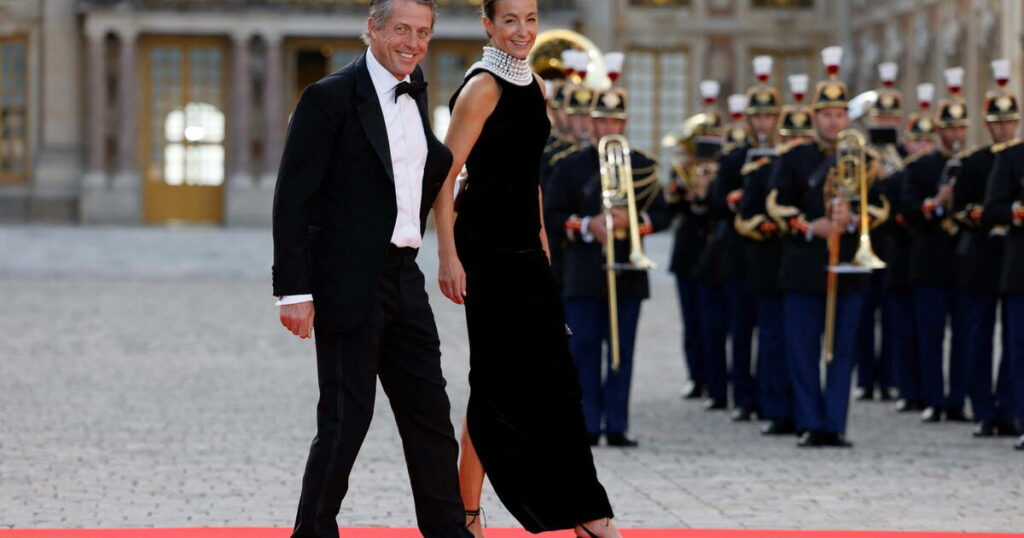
left=598, top=134, right=656, bottom=371
left=662, top=112, right=724, bottom=189
left=528, top=29, right=608, bottom=87
left=823, top=129, right=886, bottom=363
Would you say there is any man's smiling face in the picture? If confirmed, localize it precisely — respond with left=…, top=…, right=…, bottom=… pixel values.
left=368, top=0, right=434, bottom=80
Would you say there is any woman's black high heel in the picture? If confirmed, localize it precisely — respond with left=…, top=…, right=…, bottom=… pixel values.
left=577, top=524, right=599, bottom=538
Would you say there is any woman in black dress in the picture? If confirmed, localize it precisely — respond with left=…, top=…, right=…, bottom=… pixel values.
left=432, top=1, right=620, bottom=537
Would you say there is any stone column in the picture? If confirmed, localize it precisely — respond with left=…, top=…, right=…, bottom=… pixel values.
left=261, top=32, right=284, bottom=187
left=229, top=32, right=253, bottom=189
left=114, top=28, right=139, bottom=189
left=83, top=28, right=107, bottom=188
left=31, top=0, right=83, bottom=220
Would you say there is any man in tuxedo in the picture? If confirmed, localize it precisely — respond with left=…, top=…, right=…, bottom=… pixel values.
left=271, top=1, right=469, bottom=537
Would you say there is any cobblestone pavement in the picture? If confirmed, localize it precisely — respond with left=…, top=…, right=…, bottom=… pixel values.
left=0, top=226, right=1021, bottom=531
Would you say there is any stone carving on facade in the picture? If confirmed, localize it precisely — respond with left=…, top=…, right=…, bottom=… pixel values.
left=975, top=0, right=998, bottom=50
left=941, top=9, right=962, bottom=61
left=884, top=22, right=903, bottom=62
left=913, top=12, right=932, bottom=66
left=858, top=32, right=880, bottom=87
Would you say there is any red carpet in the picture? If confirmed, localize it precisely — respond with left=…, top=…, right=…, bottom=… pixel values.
left=0, top=529, right=1017, bottom=537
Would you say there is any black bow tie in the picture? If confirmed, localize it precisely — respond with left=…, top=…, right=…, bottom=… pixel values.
left=395, top=80, right=427, bottom=102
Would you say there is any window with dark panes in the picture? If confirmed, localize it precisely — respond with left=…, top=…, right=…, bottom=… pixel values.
left=0, top=37, right=28, bottom=182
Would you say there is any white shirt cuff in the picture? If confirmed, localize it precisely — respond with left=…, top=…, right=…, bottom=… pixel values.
left=276, top=294, right=313, bottom=306
left=580, top=216, right=596, bottom=243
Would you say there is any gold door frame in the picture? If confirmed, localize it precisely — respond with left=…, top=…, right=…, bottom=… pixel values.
left=0, top=34, right=29, bottom=183
left=140, top=35, right=229, bottom=224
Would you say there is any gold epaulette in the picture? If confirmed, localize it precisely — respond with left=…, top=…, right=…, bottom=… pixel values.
left=764, top=189, right=795, bottom=234
left=633, top=147, right=659, bottom=164
left=548, top=144, right=579, bottom=166
left=902, top=152, right=928, bottom=166
left=867, top=196, right=891, bottom=230
left=634, top=168, right=663, bottom=211
left=741, top=156, right=773, bottom=176
left=992, top=138, right=1023, bottom=153
left=734, top=213, right=767, bottom=241
left=955, top=145, right=982, bottom=160
left=774, top=140, right=800, bottom=156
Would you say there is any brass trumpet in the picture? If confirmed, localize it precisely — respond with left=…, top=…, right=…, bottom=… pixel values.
left=598, top=134, right=656, bottom=371
left=823, top=129, right=886, bottom=363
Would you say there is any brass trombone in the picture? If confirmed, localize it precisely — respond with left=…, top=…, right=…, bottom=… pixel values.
left=823, top=129, right=886, bottom=363
left=598, top=134, right=657, bottom=371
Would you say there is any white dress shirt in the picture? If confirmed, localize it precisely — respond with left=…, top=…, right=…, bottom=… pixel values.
left=277, top=48, right=429, bottom=307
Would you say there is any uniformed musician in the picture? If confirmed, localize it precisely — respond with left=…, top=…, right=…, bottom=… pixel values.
left=956, top=59, right=1021, bottom=438
left=734, top=73, right=815, bottom=435
left=903, top=67, right=970, bottom=423
left=544, top=85, right=671, bottom=447
left=982, top=93, right=1024, bottom=452
left=691, top=80, right=731, bottom=411
left=718, top=56, right=782, bottom=422
left=855, top=62, right=906, bottom=402
left=666, top=110, right=724, bottom=401
left=885, top=84, right=937, bottom=414
left=766, top=46, right=888, bottom=447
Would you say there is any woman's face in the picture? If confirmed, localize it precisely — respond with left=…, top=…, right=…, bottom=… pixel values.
left=483, top=0, right=539, bottom=60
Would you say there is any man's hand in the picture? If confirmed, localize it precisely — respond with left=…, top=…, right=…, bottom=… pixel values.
left=438, top=253, right=467, bottom=305
left=809, top=217, right=833, bottom=239
left=726, top=189, right=743, bottom=210
left=831, top=197, right=853, bottom=231
left=1013, top=202, right=1024, bottom=226
left=758, top=221, right=778, bottom=235
left=280, top=302, right=315, bottom=339
left=587, top=215, right=610, bottom=244
left=610, top=207, right=629, bottom=230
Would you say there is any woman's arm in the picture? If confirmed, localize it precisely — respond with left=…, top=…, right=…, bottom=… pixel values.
left=433, top=73, right=500, bottom=305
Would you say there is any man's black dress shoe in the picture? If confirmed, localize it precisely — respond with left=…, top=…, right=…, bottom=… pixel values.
left=605, top=433, right=639, bottom=448
left=920, top=406, right=942, bottom=422
left=973, top=421, right=995, bottom=438
left=704, top=398, right=727, bottom=410
left=995, top=420, right=1020, bottom=437
left=895, top=399, right=922, bottom=412
left=681, top=381, right=705, bottom=400
left=854, top=387, right=874, bottom=401
left=588, top=434, right=600, bottom=447
left=878, top=387, right=894, bottom=401
left=761, top=420, right=796, bottom=435
left=731, top=407, right=753, bottom=422
left=797, top=431, right=827, bottom=447
left=944, top=407, right=970, bottom=422
left=824, top=432, right=853, bottom=448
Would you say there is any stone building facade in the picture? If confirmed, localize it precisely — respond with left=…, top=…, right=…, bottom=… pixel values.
left=0, top=0, right=1019, bottom=225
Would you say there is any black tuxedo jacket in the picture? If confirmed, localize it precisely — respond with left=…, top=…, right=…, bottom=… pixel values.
left=272, top=52, right=453, bottom=332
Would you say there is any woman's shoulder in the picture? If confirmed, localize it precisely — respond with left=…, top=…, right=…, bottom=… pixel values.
left=452, top=70, right=502, bottom=110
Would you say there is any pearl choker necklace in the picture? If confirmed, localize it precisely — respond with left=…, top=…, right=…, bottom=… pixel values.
left=469, top=46, right=534, bottom=86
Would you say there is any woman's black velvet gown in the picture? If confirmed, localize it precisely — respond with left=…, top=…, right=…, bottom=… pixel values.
left=450, top=69, right=614, bottom=532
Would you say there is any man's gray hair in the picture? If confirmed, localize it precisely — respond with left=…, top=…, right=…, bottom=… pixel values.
left=361, top=0, right=439, bottom=46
